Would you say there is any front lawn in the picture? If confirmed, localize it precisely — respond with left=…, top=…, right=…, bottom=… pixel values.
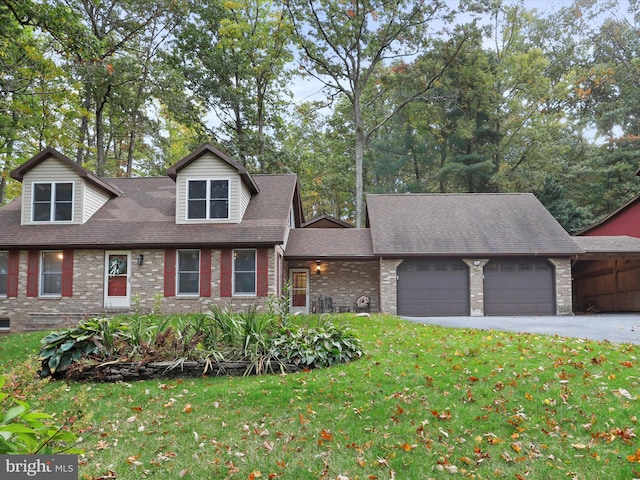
left=1, top=314, right=639, bottom=479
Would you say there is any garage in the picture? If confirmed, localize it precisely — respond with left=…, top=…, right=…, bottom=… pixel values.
left=397, top=259, right=469, bottom=316
left=484, top=258, right=555, bottom=315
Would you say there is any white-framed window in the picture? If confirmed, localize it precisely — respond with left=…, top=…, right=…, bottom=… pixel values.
left=177, top=250, right=200, bottom=295
left=0, top=251, right=7, bottom=297
left=41, top=251, right=63, bottom=296
left=0, top=318, right=9, bottom=331
left=233, top=249, right=256, bottom=295
left=187, top=179, right=229, bottom=220
left=32, top=182, right=73, bottom=222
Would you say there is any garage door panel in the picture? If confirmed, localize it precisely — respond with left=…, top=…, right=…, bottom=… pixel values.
left=397, top=259, right=469, bottom=316
left=484, top=259, right=554, bottom=316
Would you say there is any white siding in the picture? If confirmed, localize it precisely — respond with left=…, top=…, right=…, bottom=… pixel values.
left=21, top=158, right=81, bottom=225
left=239, top=182, right=251, bottom=220
left=175, top=152, right=249, bottom=224
left=82, top=182, right=111, bottom=223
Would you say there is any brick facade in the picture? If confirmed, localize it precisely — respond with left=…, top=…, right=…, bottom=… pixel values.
left=549, top=257, right=573, bottom=315
left=1, top=248, right=275, bottom=333
left=379, top=259, right=402, bottom=315
left=286, top=260, right=379, bottom=313
left=463, top=259, right=489, bottom=316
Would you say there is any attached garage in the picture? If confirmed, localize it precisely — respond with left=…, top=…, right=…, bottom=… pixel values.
left=484, top=258, right=555, bottom=315
left=397, top=259, right=469, bottom=316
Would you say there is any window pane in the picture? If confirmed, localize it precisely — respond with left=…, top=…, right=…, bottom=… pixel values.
left=179, top=251, right=199, bottom=271
left=234, top=250, right=255, bottom=271
left=55, top=203, right=72, bottom=221
left=210, top=199, right=228, bottom=218
left=210, top=180, right=228, bottom=198
left=235, top=272, right=255, bottom=294
left=0, top=251, right=7, bottom=296
left=234, top=250, right=255, bottom=295
left=0, top=252, right=7, bottom=274
left=188, top=180, right=207, bottom=199
left=34, top=183, right=51, bottom=202
left=188, top=199, right=206, bottom=219
left=33, top=204, right=51, bottom=221
left=55, top=183, right=73, bottom=201
left=0, top=319, right=9, bottom=330
left=42, top=252, right=62, bottom=295
left=179, top=273, right=199, bottom=294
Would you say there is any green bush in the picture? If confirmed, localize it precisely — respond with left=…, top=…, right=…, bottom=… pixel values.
left=270, top=321, right=363, bottom=368
left=0, top=376, right=82, bottom=454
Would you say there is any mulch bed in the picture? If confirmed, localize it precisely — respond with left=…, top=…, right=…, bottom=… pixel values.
left=60, top=359, right=303, bottom=382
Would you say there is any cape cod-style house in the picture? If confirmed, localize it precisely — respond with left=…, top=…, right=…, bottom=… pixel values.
left=0, top=143, right=632, bottom=333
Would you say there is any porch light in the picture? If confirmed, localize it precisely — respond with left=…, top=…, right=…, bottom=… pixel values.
left=316, top=260, right=321, bottom=275
left=137, top=254, right=144, bottom=265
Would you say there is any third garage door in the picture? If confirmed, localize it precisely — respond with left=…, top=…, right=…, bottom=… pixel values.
left=397, top=259, right=469, bottom=316
left=484, top=258, right=555, bottom=315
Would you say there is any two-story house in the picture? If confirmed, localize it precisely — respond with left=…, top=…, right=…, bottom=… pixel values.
left=0, top=144, right=303, bottom=331
left=1, top=143, right=599, bottom=333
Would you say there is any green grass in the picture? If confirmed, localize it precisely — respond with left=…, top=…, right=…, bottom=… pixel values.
left=2, top=315, right=640, bottom=479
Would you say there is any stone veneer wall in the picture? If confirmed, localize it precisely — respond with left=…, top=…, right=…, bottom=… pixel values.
left=549, top=257, right=573, bottom=315
left=0, top=248, right=275, bottom=333
left=286, top=260, right=379, bottom=312
left=379, top=259, right=402, bottom=315
left=463, top=259, right=489, bottom=316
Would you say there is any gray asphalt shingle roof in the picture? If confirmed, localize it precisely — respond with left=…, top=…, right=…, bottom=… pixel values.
left=0, top=175, right=298, bottom=249
left=285, top=228, right=374, bottom=258
left=366, top=193, right=581, bottom=256
left=573, top=235, right=640, bottom=253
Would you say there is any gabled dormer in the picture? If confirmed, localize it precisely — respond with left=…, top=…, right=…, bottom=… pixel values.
left=166, top=144, right=259, bottom=224
left=10, top=147, right=120, bottom=225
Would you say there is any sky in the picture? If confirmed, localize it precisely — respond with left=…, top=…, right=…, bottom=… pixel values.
left=289, top=0, right=635, bottom=107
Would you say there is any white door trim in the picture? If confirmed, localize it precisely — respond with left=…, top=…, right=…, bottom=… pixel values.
left=289, top=268, right=309, bottom=315
left=104, top=251, right=131, bottom=309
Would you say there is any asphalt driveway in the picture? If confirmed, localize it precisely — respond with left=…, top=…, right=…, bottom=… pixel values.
left=401, top=314, right=640, bottom=345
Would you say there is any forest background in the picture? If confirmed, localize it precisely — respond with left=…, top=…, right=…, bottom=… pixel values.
left=1, top=0, right=639, bottom=232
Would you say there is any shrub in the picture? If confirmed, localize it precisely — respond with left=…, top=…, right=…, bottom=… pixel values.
left=0, top=375, right=82, bottom=454
left=270, top=321, right=363, bottom=368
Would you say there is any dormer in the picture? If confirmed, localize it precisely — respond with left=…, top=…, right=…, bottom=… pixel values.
left=10, top=147, right=120, bottom=225
left=167, top=144, right=259, bottom=224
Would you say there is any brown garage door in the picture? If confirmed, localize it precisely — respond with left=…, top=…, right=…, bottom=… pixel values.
left=484, top=258, right=555, bottom=315
left=397, top=259, right=469, bottom=316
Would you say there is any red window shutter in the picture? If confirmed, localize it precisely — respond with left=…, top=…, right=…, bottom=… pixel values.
left=7, top=251, right=20, bottom=297
left=164, top=249, right=176, bottom=297
left=200, top=249, right=212, bottom=297
left=220, top=249, right=232, bottom=297
left=26, top=251, right=39, bottom=297
left=61, top=250, right=73, bottom=297
left=257, top=248, right=269, bottom=297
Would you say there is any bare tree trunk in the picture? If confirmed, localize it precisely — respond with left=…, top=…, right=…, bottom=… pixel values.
left=76, top=91, right=92, bottom=165
left=354, top=92, right=365, bottom=228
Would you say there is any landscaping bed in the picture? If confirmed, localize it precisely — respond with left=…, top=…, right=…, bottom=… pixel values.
left=37, top=308, right=363, bottom=382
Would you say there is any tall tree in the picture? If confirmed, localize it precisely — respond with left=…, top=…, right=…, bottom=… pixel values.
left=285, top=0, right=472, bottom=227
left=169, top=0, right=293, bottom=171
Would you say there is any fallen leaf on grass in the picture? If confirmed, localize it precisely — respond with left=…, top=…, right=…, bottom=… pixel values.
left=613, top=389, right=635, bottom=400
left=628, top=449, right=640, bottom=463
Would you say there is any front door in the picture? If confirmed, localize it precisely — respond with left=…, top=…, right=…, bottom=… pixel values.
left=289, top=269, right=309, bottom=315
left=105, top=251, right=131, bottom=309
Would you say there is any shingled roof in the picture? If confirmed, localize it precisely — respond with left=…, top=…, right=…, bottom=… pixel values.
left=573, top=235, right=640, bottom=254
left=0, top=174, right=298, bottom=249
left=366, top=193, right=581, bottom=256
left=285, top=228, right=374, bottom=259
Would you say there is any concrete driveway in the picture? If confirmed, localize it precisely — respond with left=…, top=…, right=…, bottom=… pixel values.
left=401, top=314, right=640, bottom=345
